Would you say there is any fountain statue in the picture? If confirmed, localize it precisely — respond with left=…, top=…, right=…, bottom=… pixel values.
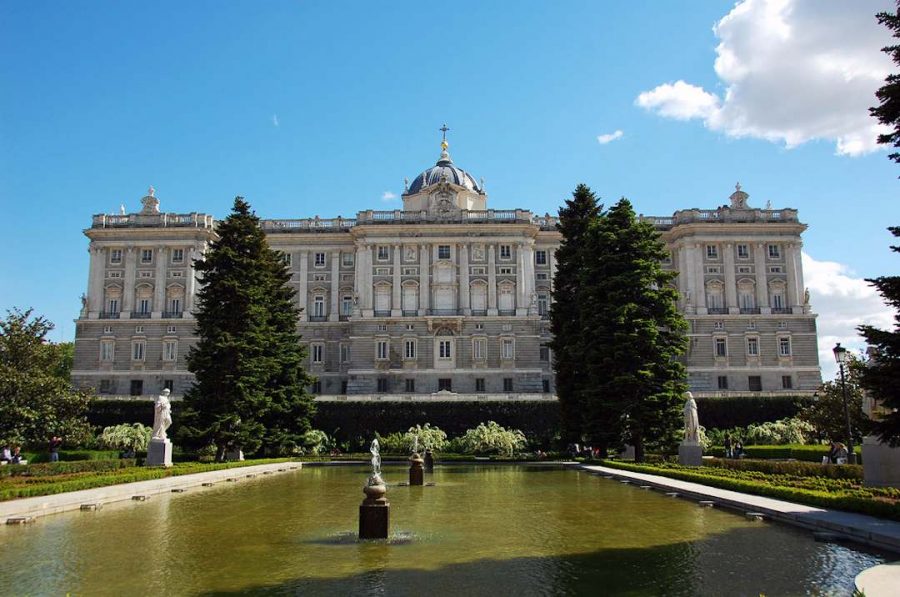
left=409, top=434, right=424, bottom=486
left=359, top=438, right=389, bottom=539
left=678, top=391, right=703, bottom=466
left=146, top=389, right=173, bottom=467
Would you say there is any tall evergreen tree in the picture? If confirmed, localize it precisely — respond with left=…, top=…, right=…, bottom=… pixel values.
left=578, top=199, right=688, bottom=462
left=858, top=227, right=900, bottom=445
left=871, top=2, right=900, bottom=165
left=179, top=198, right=315, bottom=459
left=549, top=184, right=601, bottom=443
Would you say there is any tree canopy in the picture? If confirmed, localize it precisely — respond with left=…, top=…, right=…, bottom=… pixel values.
left=871, top=3, right=900, bottom=165
left=0, top=309, right=91, bottom=447
left=179, top=197, right=315, bottom=459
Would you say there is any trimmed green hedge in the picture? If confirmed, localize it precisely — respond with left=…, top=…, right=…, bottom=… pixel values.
left=706, top=444, right=862, bottom=463
left=599, top=460, right=900, bottom=521
left=0, top=458, right=295, bottom=501
left=0, top=459, right=136, bottom=479
left=696, top=396, right=813, bottom=429
left=704, top=457, right=863, bottom=480
left=23, top=450, right=122, bottom=464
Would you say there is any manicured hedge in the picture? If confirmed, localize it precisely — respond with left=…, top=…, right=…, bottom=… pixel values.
left=23, top=450, right=122, bottom=464
left=706, top=444, right=862, bottom=463
left=0, top=459, right=136, bottom=479
left=703, top=457, right=863, bottom=480
left=696, top=396, right=813, bottom=429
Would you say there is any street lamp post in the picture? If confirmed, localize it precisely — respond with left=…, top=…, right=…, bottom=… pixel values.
left=832, top=343, right=857, bottom=465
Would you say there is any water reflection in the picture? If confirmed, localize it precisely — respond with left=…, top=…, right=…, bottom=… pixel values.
left=0, top=465, right=887, bottom=596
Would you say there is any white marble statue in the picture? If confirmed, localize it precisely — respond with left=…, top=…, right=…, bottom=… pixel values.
left=683, top=391, right=700, bottom=443
left=152, top=389, right=173, bottom=440
left=370, top=438, right=382, bottom=476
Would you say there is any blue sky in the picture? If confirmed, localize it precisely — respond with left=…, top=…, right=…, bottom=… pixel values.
left=1, top=1, right=897, bottom=377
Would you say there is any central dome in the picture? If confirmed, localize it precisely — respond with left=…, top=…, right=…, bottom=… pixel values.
left=405, top=146, right=484, bottom=195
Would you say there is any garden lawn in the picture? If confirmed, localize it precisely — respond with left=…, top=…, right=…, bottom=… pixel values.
left=599, top=459, right=900, bottom=521
left=0, top=458, right=295, bottom=501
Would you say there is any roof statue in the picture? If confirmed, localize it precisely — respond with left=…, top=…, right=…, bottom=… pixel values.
left=140, top=186, right=161, bottom=215
left=729, top=182, right=750, bottom=209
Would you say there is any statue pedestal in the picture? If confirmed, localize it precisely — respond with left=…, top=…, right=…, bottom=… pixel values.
left=146, top=438, right=172, bottom=467
left=409, top=453, right=424, bottom=486
left=359, top=480, right=389, bottom=540
left=424, top=450, right=434, bottom=472
left=678, top=441, right=703, bottom=467
left=619, top=444, right=635, bottom=460
left=863, top=435, right=900, bottom=488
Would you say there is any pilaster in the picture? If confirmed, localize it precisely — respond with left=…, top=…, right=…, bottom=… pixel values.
left=299, top=250, right=309, bottom=321
left=724, top=243, right=738, bottom=314
left=153, top=246, right=167, bottom=317
left=122, top=247, right=136, bottom=313
left=330, top=250, right=340, bottom=321
left=459, top=243, right=470, bottom=315
left=488, top=244, right=498, bottom=315
left=391, top=244, right=401, bottom=317
left=693, top=244, right=707, bottom=315
left=754, top=243, right=770, bottom=314
left=87, top=246, right=104, bottom=317
left=418, top=244, right=430, bottom=315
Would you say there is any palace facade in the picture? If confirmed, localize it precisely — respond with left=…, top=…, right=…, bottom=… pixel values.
left=71, top=140, right=821, bottom=399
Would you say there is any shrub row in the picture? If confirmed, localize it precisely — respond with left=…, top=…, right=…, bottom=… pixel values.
left=696, top=396, right=813, bottom=429
left=0, top=458, right=136, bottom=479
left=22, top=450, right=122, bottom=464
left=599, top=460, right=900, bottom=521
left=0, top=458, right=295, bottom=501
left=706, top=444, right=862, bottom=463
left=703, top=457, right=863, bottom=481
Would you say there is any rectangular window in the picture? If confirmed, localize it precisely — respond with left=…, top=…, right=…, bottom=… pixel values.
left=134, top=325, right=144, bottom=334
left=717, top=375, right=728, bottom=390
left=498, top=267, right=513, bottom=275
left=131, top=340, right=145, bottom=361
left=281, top=253, right=292, bottom=266
left=100, top=340, right=115, bottom=362
left=714, top=321, right=724, bottom=330
left=769, top=266, right=783, bottom=273
left=169, top=298, right=181, bottom=314
left=404, top=339, right=417, bottom=359
left=311, top=380, right=322, bottom=394
left=376, top=340, right=389, bottom=360
left=110, top=249, right=123, bottom=264
left=539, top=346, right=550, bottom=362
left=536, top=272, right=548, bottom=281
left=172, top=249, right=184, bottom=263
left=737, top=244, right=749, bottom=259
left=503, top=378, right=513, bottom=392
left=737, top=266, right=752, bottom=274
left=141, top=249, right=153, bottom=263
left=340, top=343, right=350, bottom=363
left=377, top=246, right=389, bottom=261
left=779, top=337, right=792, bottom=356
left=772, top=293, right=784, bottom=309
left=139, top=271, right=153, bottom=279
left=138, top=298, right=151, bottom=314
left=341, top=381, right=348, bottom=394
left=714, top=337, right=727, bottom=357
left=170, top=271, right=183, bottom=278
left=535, top=250, right=547, bottom=265
left=475, top=323, right=484, bottom=330
left=782, top=375, right=793, bottom=389
left=313, top=296, right=325, bottom=317
left=747, top=337, right=759, bottom=356
left=313, top=274, right=328, bottom=281
left=749, top=376, right=762, bottom=392
left=501, top=338, right=514, bottom=360
left=538, top=294, right=549, bottom=316
left=167, top=325, right=177, bottom=334
left=438, top=245, right=450, bottom=260
left=377, top=378, right=388, bottom=392
left=473, top=338, right=486, bottom=360
left=475, top=378, right=485, bottom=392
left=706, top=244, right=718, bottom=259
left=103, top=325, right=113, bottom=334
left=314, top=252, right=326, bottom=267
left=439, top=340, right=452, bottom=359
left=768, top=244, right=781, bottom=259
left=405, top=379, right=415, bottom=393
left=311, top=344, right=323, bottom=363
left=542, top=379, right=550, bottom=393
left=405, top=324, right=414, bottom=331
left=107, top=271, right=122, bottom=278
left=779, top=321, right=788, bottom=329
left=130, top=379, right=143, bottom=396
left=99, top=379, right=112, bottom=394
left=163, top=340, right=177, bottom=361
left=342, top=252, right=354, bottom=267
left=499, top=244, right=511, bottom=259
left=342, top=295, right=353, bottom=315
left=438, top=378, right=452, bottom=392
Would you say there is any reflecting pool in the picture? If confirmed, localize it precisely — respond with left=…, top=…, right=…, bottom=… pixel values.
left=0, top=464, right=888, bottom=595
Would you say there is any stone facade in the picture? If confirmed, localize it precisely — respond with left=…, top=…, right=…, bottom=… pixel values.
left=71, top=148, right=821, bottom=399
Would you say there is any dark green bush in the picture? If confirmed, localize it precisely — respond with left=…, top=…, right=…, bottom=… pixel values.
left=704, top=457, right=863, bottom=480
left=0, top=458, right=136, bottom=479
left=707, top=444, right=862, bottom=463
left=697, top=396, right=813, bottom=429
left=23, top=450, right=122, bottom=464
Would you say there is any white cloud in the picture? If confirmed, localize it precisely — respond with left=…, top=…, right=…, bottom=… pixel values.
left=272, top=114, right=280, bottom=127
left=802, top=252, right=892, bottom=380
left=636, top=0, right=895, bottom=156
left=596, top=130, right=624, bottom=144
left=381, top=191, right=397, bottom=202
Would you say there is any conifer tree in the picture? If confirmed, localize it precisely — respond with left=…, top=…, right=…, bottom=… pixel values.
left=180, top=198, right=315, bottom=459
left=578, top=198, right=688, bottom=462
left=549, top=184, right=601, bottom=444
left=858, top=227, right=900, bottom=445
left=871, top=3, right=900, bottom=165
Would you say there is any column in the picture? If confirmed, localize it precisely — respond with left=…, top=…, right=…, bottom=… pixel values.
left=523, top=239, right=535, bottom=310
left=122, top=247, right=136, bottom=313
left=724, top=243, right=738, bottom=313
left=516, top=241, right=526, bottom=314
left=692, top=244, right=707, bottom=315
left=675, top=245, right=689, bottom=312
left=391, top=244, right=401, bottom=317
left=784, top=242, right=800, bottom=312
left=87, top=246, right=105, bottom=317
left=363, top=244, right=374, bottom=315
left=488, top=244, right=498, bottom=315
left=185, top=246, right=197, bottom=316
left=299, top=249, right=309, bottom=321
left=754, top=243, right=770, bottom=313
left=329, top=250, right=340, bottom=321
left=549, top=248, right=557, bottom=292
left=459, top=243, right=470, bottom=315
left=419, top=244, right=430, bottom=315
left=154, top=246, right=167, bottom=317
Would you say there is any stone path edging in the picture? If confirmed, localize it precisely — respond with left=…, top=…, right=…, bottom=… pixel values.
left=578, top=464, right=900, bottom=554
left=1, top=462, right=302, bottom=522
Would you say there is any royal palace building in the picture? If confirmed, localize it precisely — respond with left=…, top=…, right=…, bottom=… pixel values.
left=71, top=138, right=821, bottom=399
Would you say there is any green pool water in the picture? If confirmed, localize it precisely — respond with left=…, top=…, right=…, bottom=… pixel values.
left=0, top=464, right=888, bottom=595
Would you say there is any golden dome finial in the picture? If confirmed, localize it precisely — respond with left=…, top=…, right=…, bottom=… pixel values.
left=439, top=123, right=450, bottom=151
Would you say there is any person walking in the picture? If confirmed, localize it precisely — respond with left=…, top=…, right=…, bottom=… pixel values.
left=724, top=434, right=733, bottom=459
left=49, top=436, right=62, bottom=463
